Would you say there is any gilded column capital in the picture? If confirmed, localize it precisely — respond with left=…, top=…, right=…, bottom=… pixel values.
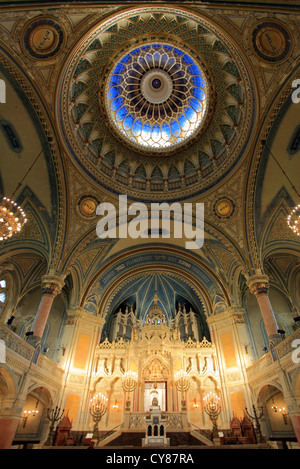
left=41, top=274, right=65, bottom=296
left=246, top=274, right=269, bottom=297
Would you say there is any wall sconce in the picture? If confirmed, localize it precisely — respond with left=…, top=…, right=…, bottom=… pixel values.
left=112, top=399, right=118, bottom=409
left=279, top=407, right=289, bottom=425
left=21, top=409, right=39, bottom=428
left=193, top=398, right=198, bottom=408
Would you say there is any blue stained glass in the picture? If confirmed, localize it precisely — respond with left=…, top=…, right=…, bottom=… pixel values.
left=182, top=54, right=194, bottom=65
left=0, top=293, right=5, bottom=303
left=188, top=64, right=201, bottom=76
left=152, top=125, right=161, bottom=142
left=141, top=123, right=151, bottom=141
left=131, top=48, right=140, bottom=56
left=108, top=86, right=121, bottom=99
left=123, top=114, right=134, bottom=130
left=170, top=120, right=181, bottom=137
left=185, top=107, right=196, bottom=122
left=113, top=63, right=126, bottom=74
left=178, top=114, right=190, bottom=131
left=132, top=120, right=142, bottom=136
left=160, top=54, right=169, bottom=67
left=189, top=98, right=202, bottom=112
left=110, top=75, right=123, bottom=86
left=174, top=48, right=184, bottom=57
left=161, top=123, right=171, bottom=140
left=192, top=76, right=205, bottom=88
left=154, top=52, right=161, bottom=67
left=116, top=106, right=128, bottom=122
left=192, top=87, right=205, bottom=100
left=111, top=96, right=123, bottom=111
left=121, top=54, right=131, bottom=64
left=106, top=42, right=208, bottom=150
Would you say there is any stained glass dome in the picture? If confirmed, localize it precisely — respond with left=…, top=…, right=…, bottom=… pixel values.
left=104, top=43, right=209, bottom=153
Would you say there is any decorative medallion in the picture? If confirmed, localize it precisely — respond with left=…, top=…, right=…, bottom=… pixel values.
left=102, top=42, right=210, bottom=154
left=77, top=195, right=99, bottom=219
left=251, top=21, right=292, bottom=63
left=213, top=197, right=236, bottom=220
left=22, top=18, right=65, bottom=60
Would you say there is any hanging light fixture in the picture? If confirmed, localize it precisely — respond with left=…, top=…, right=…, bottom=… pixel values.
left=263, top=141, right=300, bottom=236
left=0, top=197, right=27, bottom=241
left=0, top=149, right=43, bottom=241
left=287, top=204, right=300, bottom=236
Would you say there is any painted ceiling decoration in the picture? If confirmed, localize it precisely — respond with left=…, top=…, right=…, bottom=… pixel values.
left=58, top=6, right=254, bottom=200
left=103, top=42, right=210, bottom=154
left=250, top=20, right=292, bottom=64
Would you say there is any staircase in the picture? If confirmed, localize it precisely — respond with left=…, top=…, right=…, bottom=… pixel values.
left=100, top=431, right=211, bottom=448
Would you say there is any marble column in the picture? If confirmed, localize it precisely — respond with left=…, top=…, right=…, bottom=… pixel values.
left=28, top=274, right=65, bottom=347
left=247, top=274, right=281, bottom=345
left=290, top=415, right=300, bottom=446
left=0, top=396, right=25, bottom=449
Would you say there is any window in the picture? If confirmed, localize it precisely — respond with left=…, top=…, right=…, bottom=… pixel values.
left=0, top=280, right=7, bottom=312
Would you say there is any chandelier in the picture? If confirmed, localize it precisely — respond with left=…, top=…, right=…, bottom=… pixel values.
left=287, top=204, right=300, bottom=236
left=0, top=197, right=27, bottom=241
left=264, top=141, right=300, bottom=236
left=0, top=148, right=43, bottom=241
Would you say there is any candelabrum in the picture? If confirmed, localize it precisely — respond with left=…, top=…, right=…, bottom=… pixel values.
left=122, top=371, right=138, bottom=411
left=89, top=393, right=108, bottom=439
left=245, top=404, right=264, bottom=443
left=174, top=370, right=190, bottom=410
left=203, top=392, right=222, bottom=438
left=44, top=406, right=64, bottom=446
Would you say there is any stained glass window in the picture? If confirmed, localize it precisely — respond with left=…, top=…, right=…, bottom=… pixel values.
left=0, top=280, right=6, bottom=310
left=105, top=43, right=208, bottom=152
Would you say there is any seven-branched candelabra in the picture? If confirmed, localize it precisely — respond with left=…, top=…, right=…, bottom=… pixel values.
left=174, top=370, right=190, bottom=410
left=203, top=392, right=222, bottom=438
left=122, top=370, right=138, bottom=411
left=89, top=393, right=108, bottom=439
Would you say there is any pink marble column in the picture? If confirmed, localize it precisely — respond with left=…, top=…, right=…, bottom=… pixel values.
left=290, top=415, right=300, bottom=445
left=0, top=417, right=19, bottom=449
left=247, top=274, right=280, bottom=344
left=29, top=274, right=65, bottom=346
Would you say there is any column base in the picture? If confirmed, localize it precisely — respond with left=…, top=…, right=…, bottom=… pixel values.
left=269, top=334, right=282, bottom=346
left=26, top=335, right=42, bottom=349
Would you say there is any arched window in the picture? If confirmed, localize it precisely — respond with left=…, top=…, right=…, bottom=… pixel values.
left=0, top=279, right=7, bottom=313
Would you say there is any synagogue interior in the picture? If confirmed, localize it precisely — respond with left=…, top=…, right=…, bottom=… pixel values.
left=0, top=0, right=299, bottom=450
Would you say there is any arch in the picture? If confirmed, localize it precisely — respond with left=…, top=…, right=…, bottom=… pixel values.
left=0, top=366, right=17, bottom=396
left=82, top=246, right=231, bottom=322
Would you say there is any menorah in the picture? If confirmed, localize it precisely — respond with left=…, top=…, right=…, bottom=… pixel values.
left=122, top=371, right=138, bottom=411
left=245, top=404, right=264, bottom=443
left=89, top=392, right=108, bottom=439
left=203, top=392, right=221, bottom=438
left=174, top=370, right=190, bottom=410
left=44, top=406, right=65, bottom=446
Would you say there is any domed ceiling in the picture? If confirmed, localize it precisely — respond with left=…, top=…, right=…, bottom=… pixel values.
left=58, top=6, right=254, bottom=200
